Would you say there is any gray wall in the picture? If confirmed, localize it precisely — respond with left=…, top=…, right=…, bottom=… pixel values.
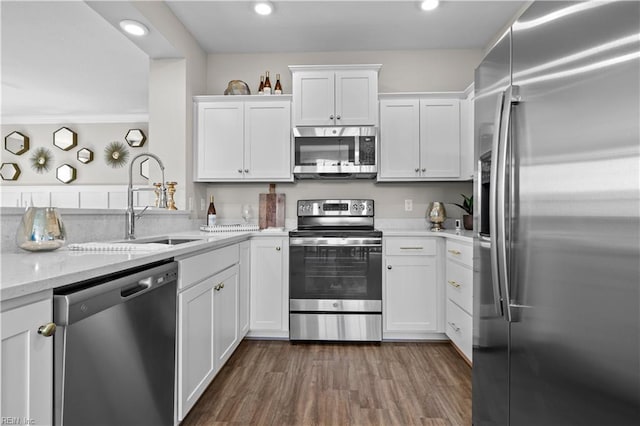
left=203, top=181, right=473, bottom=223
left=207, top=49, right=482, bottom=95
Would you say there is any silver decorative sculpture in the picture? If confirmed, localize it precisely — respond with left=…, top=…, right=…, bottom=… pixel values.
left=427, top=201, right=446, bottom=231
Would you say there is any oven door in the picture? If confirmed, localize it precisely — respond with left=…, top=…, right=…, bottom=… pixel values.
left=289, top=235, right=382, bottom=312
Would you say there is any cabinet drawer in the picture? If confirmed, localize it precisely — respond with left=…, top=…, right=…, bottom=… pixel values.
left=446, top=260, right=473, bottom=315
left=385, top=238, right=437, bottom=256
left=446, top=240, right=472, bottom=267
left=179, top=244, right=239, bottom=290
left=446, top=299, right=472, bottom=362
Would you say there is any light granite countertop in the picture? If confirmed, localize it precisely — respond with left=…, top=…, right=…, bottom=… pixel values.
left=0, top=231, right=256, bottom=302
left=1, top=226, right=472, bottom=303
left=380, top=227, right=474, bottom=242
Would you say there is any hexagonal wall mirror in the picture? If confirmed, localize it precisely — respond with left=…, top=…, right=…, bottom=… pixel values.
left=77, top=148, right=94, bottom=164
left=5, top=131, right=30, bottom=155
left=56, top=164, right=77, bottom=184
left=0, top=163, right=21, bottom=181
left=125, top=129, right=146, bottom=147
left=53, top=127, right=77, bottom=151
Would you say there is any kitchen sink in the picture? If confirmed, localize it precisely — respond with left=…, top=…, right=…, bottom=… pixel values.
left=130, top=237, right=202, bottom=245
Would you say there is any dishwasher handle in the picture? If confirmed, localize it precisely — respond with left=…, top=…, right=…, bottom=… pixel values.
left=54, top=261, right=178, bottom=326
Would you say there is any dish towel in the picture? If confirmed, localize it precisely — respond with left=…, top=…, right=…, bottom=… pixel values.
left=67, top=242, right=171, bottom=251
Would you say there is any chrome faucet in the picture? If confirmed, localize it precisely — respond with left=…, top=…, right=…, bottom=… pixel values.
left=125, top=153, right=167, bottom=240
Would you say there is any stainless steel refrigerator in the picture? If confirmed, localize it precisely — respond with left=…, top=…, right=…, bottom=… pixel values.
left=473, top=2, right=640, bottom=425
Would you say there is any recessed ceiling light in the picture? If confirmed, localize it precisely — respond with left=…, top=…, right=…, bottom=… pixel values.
left=254, top=1, right=274, bottom=16
left=119, top=20, right=149, bottom=37
left=421, top=0, right=440, bottom=11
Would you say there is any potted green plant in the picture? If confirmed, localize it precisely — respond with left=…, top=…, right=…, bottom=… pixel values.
left=454, top=194, right=473, bottom=230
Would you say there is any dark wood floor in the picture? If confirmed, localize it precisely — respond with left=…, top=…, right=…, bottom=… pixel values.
left=182, top=339, right=471, bottom=426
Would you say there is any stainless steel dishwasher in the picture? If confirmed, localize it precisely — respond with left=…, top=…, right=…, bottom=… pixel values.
left=53, top=261, right=178, bottom=426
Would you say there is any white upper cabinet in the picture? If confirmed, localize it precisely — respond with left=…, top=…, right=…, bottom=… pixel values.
left=459, top=84, right=475, bottom=180
left=419, top=99, right=460, bottom=178
left=378, top=98, right=420, bottom=178
left=194, top=95, right=292, bottom=182
left=290, top=65, right=380, bottom=126
left=379, top=94, right=465, bottom=181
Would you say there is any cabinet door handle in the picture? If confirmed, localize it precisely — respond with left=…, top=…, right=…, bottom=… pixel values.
left=448, top=280, right=461, bottom=288
left=387, top=265, right=392, bottom=269
left=448, top=322, right=461, bottom=332
left=400, top=247, right=423, bottom=250
left=336, top=115, right=341, bottom=120
left=220, top=283, right=225, bottom=289
left=38, top=323, right=56, bottom=337
left=237, top=169, right=243, bottom=173
left=244, top=169, right=249, bottom=173
left=421, top=168, right=426, bottom=172
left=329, top=114, right=334, bottom=120
left=276, top=246, right=281, bottom=251
left=448, top=249, right=462, bottom=255
left=414, top=168, right=420, bottom=173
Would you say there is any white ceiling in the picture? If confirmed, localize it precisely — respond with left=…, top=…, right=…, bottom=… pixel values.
left=166, top=1, right=526, bottom=53
left=1, top=1, right=149, bottom=123
left=1, top=0, right=525, bottom=124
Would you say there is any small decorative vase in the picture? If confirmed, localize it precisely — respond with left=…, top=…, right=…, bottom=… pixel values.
left=463, top=214, right=473, bottom=230
left=427, top=201, right=446, bottom=231
left=16, top=207, right=66, bottom=251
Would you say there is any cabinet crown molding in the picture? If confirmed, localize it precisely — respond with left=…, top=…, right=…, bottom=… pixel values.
left=288, top=64, right=382, bottom=73
left=194, top=94, right=292, bottom=103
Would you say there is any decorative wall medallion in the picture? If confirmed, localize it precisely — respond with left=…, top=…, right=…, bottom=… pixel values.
left=104, top=141, right=129, bottom=168
left=30, top=147, right=53, bottom=173
left=125, top=129, right=146, bottom=147
left=56, top=164, right=77, bottom=184
left=0, top=163, right=21, bottom=180
left=77, top=148, right=94, bottom=164
left=53, top=127, right=78, bottom=151
left=5, top=131, right=30, bottom=155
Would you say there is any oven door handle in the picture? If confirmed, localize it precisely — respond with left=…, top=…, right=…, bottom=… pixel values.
left=289, top=237, right=382, bottom=246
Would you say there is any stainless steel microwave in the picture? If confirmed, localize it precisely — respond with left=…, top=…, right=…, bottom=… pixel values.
left=292, top=127, right=377, bottom=179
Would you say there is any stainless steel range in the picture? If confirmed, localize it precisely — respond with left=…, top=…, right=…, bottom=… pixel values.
left=289, top=199, right=382, bottom=341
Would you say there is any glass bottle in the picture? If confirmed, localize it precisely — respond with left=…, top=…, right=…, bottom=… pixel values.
left=258, top=75, right=264, bottom=95
left=263, top=71, right=272, bottom=95
left=274, top=73, right=282, bottom=95
left=207, top=195, right=217, bottom=226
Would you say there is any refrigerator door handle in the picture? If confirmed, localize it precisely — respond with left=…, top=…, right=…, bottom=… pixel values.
left=489, top=91, right=506, bottom=317
left=497, top=84, right=518, bottom=322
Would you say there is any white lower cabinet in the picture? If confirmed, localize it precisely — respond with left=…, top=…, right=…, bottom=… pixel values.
left=177, top=244, right=240, bottom=421
left=446, top=299, right=473, bottom=361
left=0, top=295, right=53, bottom=426
left=445, top=239, right=473, bottom=363
left=249, top=237, right=289, bottom=338
left=213, top=266, right=240, bottom=369
left=383, top=237, right=444, bottom=339
left=239, top=240, right=251, bottom=337
left=178, top=275, right=217, bottom=419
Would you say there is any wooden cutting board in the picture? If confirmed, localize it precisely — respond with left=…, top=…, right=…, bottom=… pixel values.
left=258, top=184, right=285, bottom=229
